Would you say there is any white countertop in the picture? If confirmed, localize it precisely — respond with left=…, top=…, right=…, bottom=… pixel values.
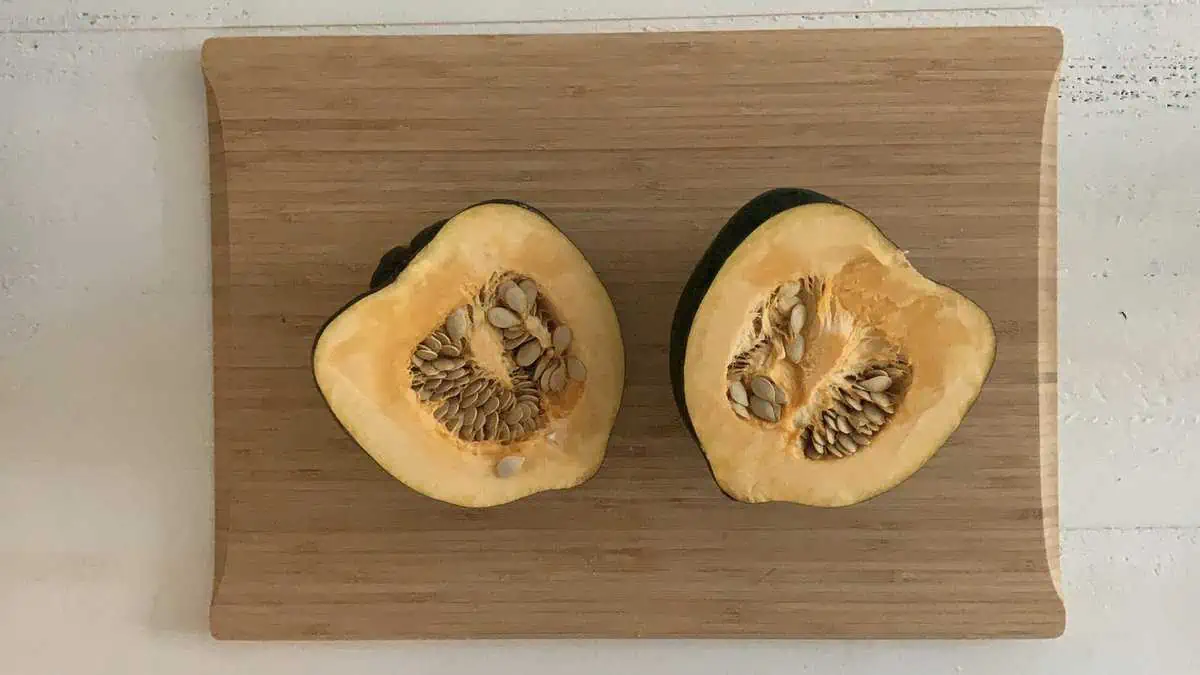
left=2, top=2, right=1198, bottom=673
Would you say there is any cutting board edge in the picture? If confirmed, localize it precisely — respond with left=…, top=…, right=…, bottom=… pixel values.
left=1037, top=57, right=1066, bottom=631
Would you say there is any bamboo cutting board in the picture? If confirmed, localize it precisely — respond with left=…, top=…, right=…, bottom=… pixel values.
left=203, top=27, right=1064, bottom=639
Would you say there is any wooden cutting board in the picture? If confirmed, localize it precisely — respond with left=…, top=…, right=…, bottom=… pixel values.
left=203, top=27, right=1064, bottom=639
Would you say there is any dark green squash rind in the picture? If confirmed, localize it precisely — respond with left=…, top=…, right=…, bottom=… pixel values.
left=315, top=199, right=554, bottom=345
left=668, top=188, right=844, bottom=440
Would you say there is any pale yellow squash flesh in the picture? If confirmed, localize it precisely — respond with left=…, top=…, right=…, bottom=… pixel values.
left=313, top=203, right=624, bottom=507
left=684, top=203, right=995, bottom=507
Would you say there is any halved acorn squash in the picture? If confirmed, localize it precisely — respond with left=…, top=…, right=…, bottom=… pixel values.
left=313, top=201, right=624, bottom=507
left=671, top=189, right=995, bottom=507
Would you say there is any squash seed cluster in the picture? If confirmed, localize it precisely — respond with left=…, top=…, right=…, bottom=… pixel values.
left=725, top=279, right=911, bottom=460
left=408, top=273, right=587, bottom=466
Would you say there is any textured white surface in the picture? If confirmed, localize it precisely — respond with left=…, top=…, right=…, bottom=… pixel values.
left=2, top=2, right=1198, bottom=673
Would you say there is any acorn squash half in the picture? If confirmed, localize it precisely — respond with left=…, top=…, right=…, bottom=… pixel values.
left=314, top=201, right=624, bottom=507
left=671, top=189, right=995, bottom=507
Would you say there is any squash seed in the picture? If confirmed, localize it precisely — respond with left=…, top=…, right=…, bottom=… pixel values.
left=480, top=397, right=500, bottom=415
left=728, top=380, right=750, bottom=407
left=487, top=307, right=521, bottom=329
left=837, top=434, right=858, bottom=454
left=749, top=396, right=778, bottom=422
left=861, top=374, right=892, bottom=392
left=443, top=367, right=469, bottom=381
left=546, top=366, right=566, bottom=393
left=500, top=281, right=528, bottom=315
left=786, top=335, right=805, bottom=364
left=840, top=390, right=864, bottom=411
left=495, top=455, right=525, bottom=478
left=789, top=304, right=807, bottom=335
left=567, top=357, right=587, bottom=382
left=516, top=340, right=543, bottom=367
left=506, top=406, right=527, bottom=425
left=422, top=335, right=443, bottom=351
left=459, top=391, right=482, bottom=408
left=415, top=345, right=438, bottom=360
left=461, top=407, right=478, bottom=427
left=552, top=326, right=572, bottom=352
left=503, top=335, right=531, bottom=351
left=539, top=361, right=559, bottom=392
left=732, top=402, right=751, bottom=419
left=835, top=416, right=853, bottom=434
left=750, top=376, right=776, bottom=402
left=870, top=390, right=894, bottom=411
left=862, top=402, right=886, bottom=425
left=518, top=279, right=538, bottom=306
left=446, top=307, right=470, bottom=342
left=533, top=353, right=556, bottom=382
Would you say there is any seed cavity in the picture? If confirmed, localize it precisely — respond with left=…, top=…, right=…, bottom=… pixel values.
left=409, top=272, right=587, bottom=446
left=724, top=278, right=912, bottom=462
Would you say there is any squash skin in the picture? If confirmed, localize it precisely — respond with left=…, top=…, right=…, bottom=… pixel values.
left=670, top=188, right=844, bottom=438
left=319, top=199, right=552, bottom=335
left=671, top=189, right=995, bottom=507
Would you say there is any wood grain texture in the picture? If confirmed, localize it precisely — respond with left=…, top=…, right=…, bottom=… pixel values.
left=202, top=27, right=1064, bottom=639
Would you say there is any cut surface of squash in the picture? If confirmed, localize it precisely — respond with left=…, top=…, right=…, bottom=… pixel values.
left=314, top=201, right=624, bottom=507
left=671, top=189, right=995, bottom=507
